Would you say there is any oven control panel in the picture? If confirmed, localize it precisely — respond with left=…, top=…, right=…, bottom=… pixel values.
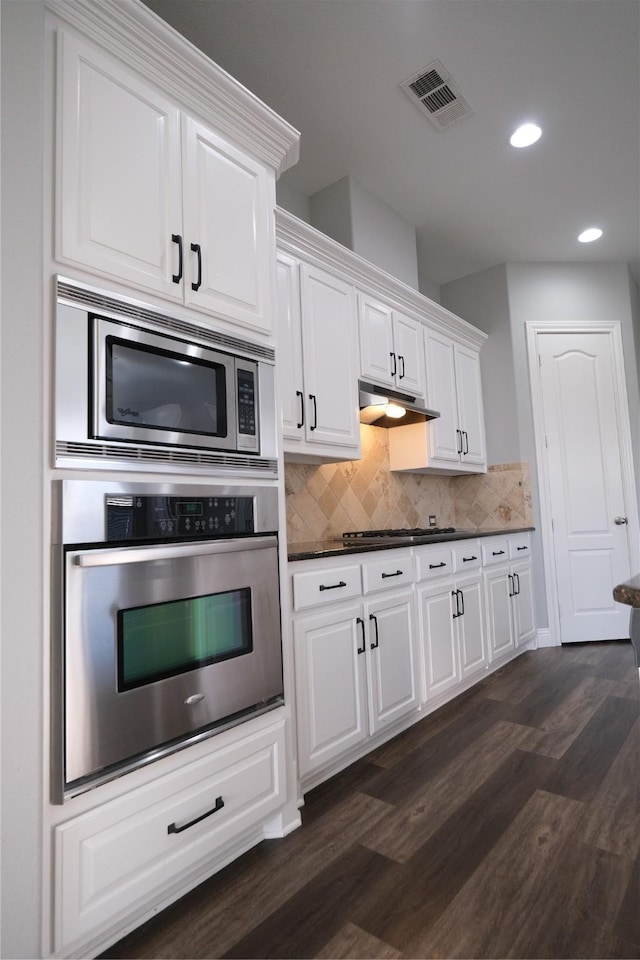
left=105, top=495, right=255, bottom=541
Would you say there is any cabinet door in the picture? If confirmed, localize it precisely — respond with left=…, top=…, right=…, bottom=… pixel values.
left=418, top=580, right=459, bottom=700
left=293, top=604, right=368, bottom=777
left=366, top=591, right=418, bottom=734
left=358, top=295, right=395, bottom=388
left=484, top=565, right=516, bottom=662
left=276, top=252, right=305, bottom=443
left=57, top=30, right=182, bottom=299
left=299, top=265, right=360, bottom=449
left=423, top=328, right=461, bottom=465
left=456, top=574, right=488, bottom=679
left=454, top=344, right=486, bottom=468
left=182, top=117, right=274, bottom=333
left=513, top=560, right=536, bottom=647
left=393, top=311, right=425, bottom=398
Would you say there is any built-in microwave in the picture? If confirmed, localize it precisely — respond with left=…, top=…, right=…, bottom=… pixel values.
left=54, top=278, right=278, bottom=475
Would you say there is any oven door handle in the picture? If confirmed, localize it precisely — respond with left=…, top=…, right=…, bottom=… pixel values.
left=72, top=535, right=278, bottom=568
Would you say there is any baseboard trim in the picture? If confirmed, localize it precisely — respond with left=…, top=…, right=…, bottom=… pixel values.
left=536, top=628, right=558, bottom=648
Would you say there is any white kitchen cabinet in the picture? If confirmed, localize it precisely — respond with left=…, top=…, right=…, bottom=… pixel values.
left=388, top=328, right=486, bottom=474
left=57, top=29, right=275, bottom=335
left=276, top=253, right=360, bottom=459
left=358, top=294, right=425, bottom=397
left=483, top=534, right=535, bottom=661
left=291, top=553, right=418, bottom=779
left=418, top=577, right=460, bottom=699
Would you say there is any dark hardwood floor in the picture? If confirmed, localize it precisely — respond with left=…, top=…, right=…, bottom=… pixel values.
left=102, top=643, right=640, bottom=959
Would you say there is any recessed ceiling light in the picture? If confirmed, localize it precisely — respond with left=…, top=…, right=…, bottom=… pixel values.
left=509, top=123, right=542, bottom=148
left=578, top=227, right=603, bottom=243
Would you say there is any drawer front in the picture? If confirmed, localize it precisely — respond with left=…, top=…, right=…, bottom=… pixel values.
left=509, top=533, right=532, bottom=560
left=362, top=551, right=414, bottom=594
left=415, top=545, right=454, bottom=581
left=55, top=723, right=286, bottom=950
left=292, top=564, right=362, bottom=611
left=481, top=538, right=509, bottom=566
left=452, top=540, right=482, bottom=573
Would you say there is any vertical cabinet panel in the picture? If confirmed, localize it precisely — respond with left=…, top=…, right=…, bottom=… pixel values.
left=418, top=581, right=459, bottom=698
left=365, top=592, right=418, bottom=733
left=358, top=295, right=395, bottom=388
left=513, top=560, right=536, bottom=646
left=393, top=310, right=425, bottom=397
left=456, top=575, right=487, bottom=678
left=424, top=328, right=460, bottom=464
left=484, top=564, right=516, bottom=660
left=276, top=252, right=305, bottom=441
left=454, top=344, right=486, bottom=467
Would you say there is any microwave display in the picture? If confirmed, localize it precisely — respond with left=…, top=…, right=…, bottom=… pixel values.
left=107, top=336, right=228, bottom=437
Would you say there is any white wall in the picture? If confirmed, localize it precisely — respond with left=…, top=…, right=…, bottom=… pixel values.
left=276, top=176, right=311, bottom=224
left=1, top=2, right=46, bottom=957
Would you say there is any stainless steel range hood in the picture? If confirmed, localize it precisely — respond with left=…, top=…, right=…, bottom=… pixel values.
left=359, top=380, right=440, bottom=428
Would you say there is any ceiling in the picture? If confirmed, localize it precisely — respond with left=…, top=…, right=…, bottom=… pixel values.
left=143, top=0, right=640, bottom=287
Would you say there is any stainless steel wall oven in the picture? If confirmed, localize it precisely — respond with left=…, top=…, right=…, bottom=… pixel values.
left=52, top=480, right=283, bottom=802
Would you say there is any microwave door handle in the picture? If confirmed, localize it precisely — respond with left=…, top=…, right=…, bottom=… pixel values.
left=73, top=535, right=278, bottom=568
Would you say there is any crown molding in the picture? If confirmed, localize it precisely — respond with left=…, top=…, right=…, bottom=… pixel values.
left=45, top=0, right=300, bottom=175
left=275, top=208, right=487, bottom=350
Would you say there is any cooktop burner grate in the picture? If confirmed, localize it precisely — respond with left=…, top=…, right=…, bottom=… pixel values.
left=342, top=526, right=456, bottom=541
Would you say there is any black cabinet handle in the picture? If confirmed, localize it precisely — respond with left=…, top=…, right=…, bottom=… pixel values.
left=452, top=589, right=461, bottom=619
left=399, top=355, right=405, bottom=380
left=517, top=545, right=528, bottom=551
left=296, top=390, right=304, bottom=429
left=168, top=795, right=224, bottom=834
left=514, top=573, right=521, bottom=595
left=492, top=550, right=505, bottom=557
left=309, top=394, right=317, bottom=431
left=462, top=555, right=477, bottom=563
left=171, top=234, right=183, bottom=283
left=381, top=569, right=403, bottom=579
left=356, top=617, right=366, bottom=654
left=429, top=561, right=447, bottom=569
left=369, top=613, right=380, bottom=649
left=319, top=580, right=347, bottom=592
left=191, top=242, right=202, bottom=291
left=462, top=431, right=469, bottom=455
left=456, top=429, right=463, bottom=455
left=390, top=352, right=397, bottom=377
left=457, top=589, right=465, bottom=617
left=508, top=573, right=514, bottom=597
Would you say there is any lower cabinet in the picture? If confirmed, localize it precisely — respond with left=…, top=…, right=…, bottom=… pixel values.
left=54, top=719, right=287, bottom=953
left=483, top=534, right=535, bottom=661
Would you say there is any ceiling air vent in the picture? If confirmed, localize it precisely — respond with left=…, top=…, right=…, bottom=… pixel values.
left=400, top=60, right=473, bottom=130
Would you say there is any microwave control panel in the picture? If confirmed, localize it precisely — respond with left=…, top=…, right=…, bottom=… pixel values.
left=105, top=495, right=255, bottom=542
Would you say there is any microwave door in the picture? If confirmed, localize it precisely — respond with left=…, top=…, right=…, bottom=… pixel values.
left=92, top=317, right=238, bottom=451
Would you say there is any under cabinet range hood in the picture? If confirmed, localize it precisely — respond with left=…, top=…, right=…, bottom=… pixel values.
left=359, top=380, right=440, bottom=428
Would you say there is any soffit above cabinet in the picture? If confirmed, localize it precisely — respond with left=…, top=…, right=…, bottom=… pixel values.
left=45, top=0, right=300, bottom=175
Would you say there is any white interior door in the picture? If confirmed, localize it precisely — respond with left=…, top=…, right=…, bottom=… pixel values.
left=537, top=330, right=633, bottom=642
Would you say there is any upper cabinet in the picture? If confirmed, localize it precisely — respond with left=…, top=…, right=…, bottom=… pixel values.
left=276, top=250, right=360, bottom=460
left=54, top=23, right=299, bottom=337
left=358, top=294, right=425, bottom=397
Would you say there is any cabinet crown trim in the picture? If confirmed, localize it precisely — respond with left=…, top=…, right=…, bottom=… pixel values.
left=276, top=208, right=487, bottom=350
left=46, top=0, right=300, bottom=174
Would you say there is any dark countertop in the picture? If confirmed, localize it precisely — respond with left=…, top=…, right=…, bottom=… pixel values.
left=613, top=574, right=640, bottom=609
left=288, top=526, right=535, bottom=562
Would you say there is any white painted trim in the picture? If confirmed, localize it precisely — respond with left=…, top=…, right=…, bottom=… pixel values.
left=276, top=207, right=488, bottom=350
left=536, top=628, right=556, bottom=648
left=526, top=320, right=640, bottom=647
left=45, top=0, right=300, bottom=174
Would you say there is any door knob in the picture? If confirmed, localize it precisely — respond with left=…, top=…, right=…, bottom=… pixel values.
left=614, top=516, right=629, bottom=525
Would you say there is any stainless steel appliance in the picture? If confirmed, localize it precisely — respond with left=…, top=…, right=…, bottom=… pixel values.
left=359, top=380, right=440, bottom=428
left=342, top=526, right=457, bottom=545
left=52, top=479, right=283, bottom=801
left=54, top=277, right=278, bottom=475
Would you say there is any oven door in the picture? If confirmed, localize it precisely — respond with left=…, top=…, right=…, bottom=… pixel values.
left=63, top=535, right=282, bottom=793
left=92, top=316, right=241, bottom=451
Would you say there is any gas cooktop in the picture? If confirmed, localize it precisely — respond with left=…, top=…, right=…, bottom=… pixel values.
left=341, top=527, right=456, bottom=544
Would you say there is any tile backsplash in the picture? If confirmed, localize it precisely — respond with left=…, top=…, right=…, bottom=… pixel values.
left=285, top=425, right=532, bottom=543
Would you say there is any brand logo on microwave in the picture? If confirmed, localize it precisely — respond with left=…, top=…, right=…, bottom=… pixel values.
left=118, top=407, right=140, bottom=418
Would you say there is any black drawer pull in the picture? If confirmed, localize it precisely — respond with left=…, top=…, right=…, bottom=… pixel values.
left=319, top=580, right=347, bottom=592
left=462, top=555, right=477, bottom=562
left=356, top=617, right=366, bottom=654
left=171, top=233, right=183, bottom=283
left=390, top=352, right=397, bottom=377
left=517, top=545, right=528, bottom=551
left=369, top=613, right=380, bottom=649
left=168, top=796, right=224, bottom=834
left=492, top=550, right=505, bottom=556
left=381, top=569, right=403, bottom=579
left=429, top=562, right=447, bottom=569
left=190, top=242, right=202, bottom=291
left=296, top=390, right=304, bottom=429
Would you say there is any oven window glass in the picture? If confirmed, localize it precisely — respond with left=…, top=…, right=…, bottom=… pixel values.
left=117, top=588, right=253, bottom=690
left=106, top=337, right=228, bottom=437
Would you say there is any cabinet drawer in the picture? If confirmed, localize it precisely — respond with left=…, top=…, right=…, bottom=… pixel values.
left=481, top=538, right=509, bottom=566
left=508, top=533, right=531, bottom=559
left=452, top=540, right=482, bottom=572
left=55, top=723, right=286, bottom=950
left=362, top=551, right=414, bottom=593
left=292, top=564, right=362, bottom=611
left=415, top=545, right=454, bottom=581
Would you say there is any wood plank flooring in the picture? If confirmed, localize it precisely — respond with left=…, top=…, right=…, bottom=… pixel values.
left=102, top=643, right=640, bottom=959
